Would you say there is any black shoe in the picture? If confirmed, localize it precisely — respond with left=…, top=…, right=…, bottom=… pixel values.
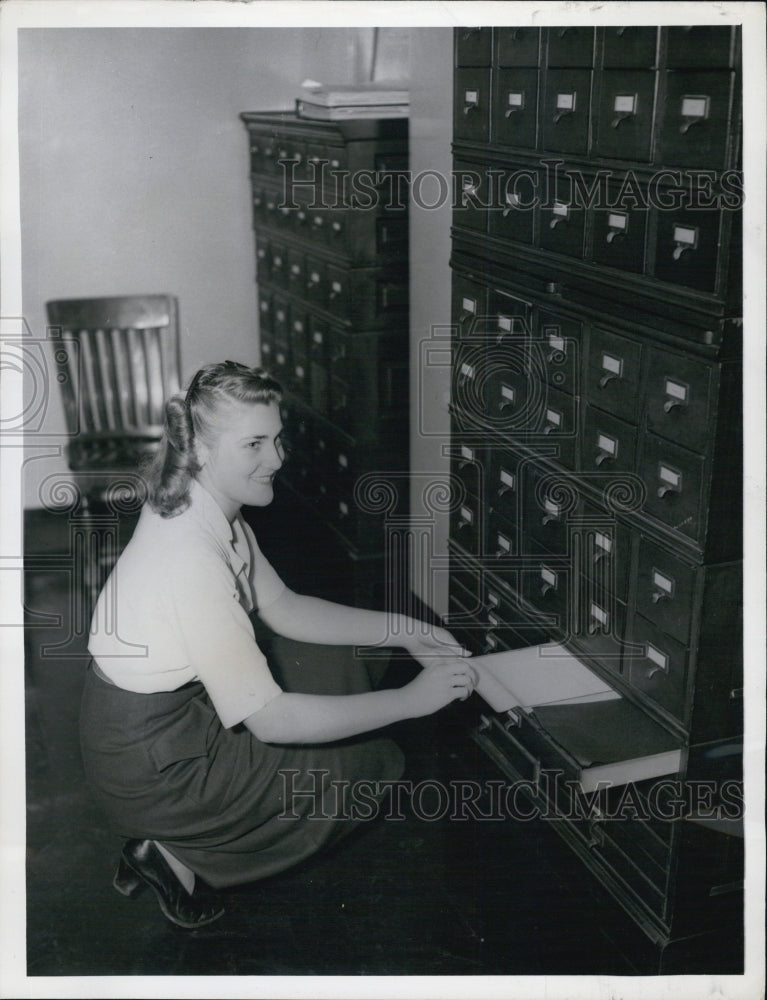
left=113, top=839, right=225, bottom=929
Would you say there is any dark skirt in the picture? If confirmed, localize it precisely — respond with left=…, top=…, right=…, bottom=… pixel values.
left=79, top=637, right=405, bottom=889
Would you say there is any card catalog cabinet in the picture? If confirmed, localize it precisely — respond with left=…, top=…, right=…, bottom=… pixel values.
left=449, top=28, right=743, bottom=970
left=242, top=112, right=409, bottom=606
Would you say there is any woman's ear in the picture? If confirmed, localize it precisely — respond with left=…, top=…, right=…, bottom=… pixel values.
left=194, top=437, right=209, bottom=469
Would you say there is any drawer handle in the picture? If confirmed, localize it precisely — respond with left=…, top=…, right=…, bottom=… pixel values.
left=605, top=228, right=625, bottom=244
left=483, top=635, right=499, bottom=653
left=651, top=589, right=669, bottom=604
left=541, top=512, right=559, bottom=526
left=672, top=243, right=694, bottom=260
left=595, top=449, right=613, bottom=467
left=598, top=371, right=619, bottom=388
left=463, top=102, right=478, bottom=116
left=540, top=581, right=554, bottom=596
left=549, top=213, right=568, bottom=229
left=663, top=395, right=687, bottom=413
left=657, top=484, right=677, bottom=499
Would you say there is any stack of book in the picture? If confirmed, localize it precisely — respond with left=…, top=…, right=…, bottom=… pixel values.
left=295, top=81, right=409, bottom=121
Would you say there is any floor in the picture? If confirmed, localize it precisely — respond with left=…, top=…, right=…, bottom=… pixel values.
left=22, top=503, right=723, bottom=979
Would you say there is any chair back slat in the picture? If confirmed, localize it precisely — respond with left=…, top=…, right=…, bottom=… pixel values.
left=143, top=327, right=166, bottom=424
left=110, top=327, right=134, bottom=431
left=94, top=328, right=120, bottom=432
left=79, top=332, right=105, bottom=433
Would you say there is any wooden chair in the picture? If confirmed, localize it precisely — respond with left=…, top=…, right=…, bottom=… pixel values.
left=46, top=295, right=181, bottom=598
left=46, top=294, right=181, bottom=509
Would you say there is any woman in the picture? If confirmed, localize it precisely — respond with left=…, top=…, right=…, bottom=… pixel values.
left=81, top=361, right=476, bottom=929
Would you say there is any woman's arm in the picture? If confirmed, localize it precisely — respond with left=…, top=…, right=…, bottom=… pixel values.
left=244, top=656, right=477, bottom=744
left=258, top=588, right=466, bottom=663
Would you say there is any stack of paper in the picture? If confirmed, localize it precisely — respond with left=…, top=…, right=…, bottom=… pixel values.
left=472, top=643, right=619, bottom=713
left=296, top=81, right=409, bottom=121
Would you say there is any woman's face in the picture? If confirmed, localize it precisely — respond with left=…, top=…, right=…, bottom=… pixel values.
left=195, top=400, right=284, bottom=520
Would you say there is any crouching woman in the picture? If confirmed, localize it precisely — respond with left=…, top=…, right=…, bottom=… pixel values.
left=81, top=361, right=475, bottom=928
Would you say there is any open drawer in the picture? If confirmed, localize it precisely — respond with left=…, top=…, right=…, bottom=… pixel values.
left=472, top=643, right=683, bottom=793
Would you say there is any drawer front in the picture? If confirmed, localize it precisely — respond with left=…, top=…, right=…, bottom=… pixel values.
left=578, top=503, right=632, bottom=602
left=303, top=256, right=327, bottom=306
left=255, top=235, right=271, bottom=281
left=475, top=714, right=543, bottom=786
left=449, top=489, right=484, bottom=555
left=487, top=167, right=537, bottom=245
left=602, top=27, right=658, bottom=68
left=454, top=160, right=490, bottom=234
left=652, top=207, right=723, bottom=293
left=576, top=575, right=626, bottom=671
left=533, top=309, right=581, bottom=395
left=536, top=384, right=578, bottom=469
left=483, top=578, right=528, bottom=650
left=450, top=436, right=485, bottom=502
left=326, top=264, right=349, bottom=317
left=635, top=537, right=697, bottom=643
left=492, top=68, right=539, bottom=148
left=454, top=68, right=492, bottom=143
left=665, top=26, right=737, bottom=69
left=592, top=70, right=656, bottom=161
left=586, top=327, right=643, bottom=423
left=487, top=509, right=519, bottom=573
left=451, top=338, right=486, bottom=429
left=286, top=247, right=305, bottom=298
left=582, top=405, right=638, bottom=477
left=308, top=318, right=330, bottom=416
left=455, top=26, right=492, bottom=66
left=486, top=447, right=521, bottom=527
left=452, top=274, right=487, bottom=340
left=638, top=435, right=707, bottom=544
left=626, top=613, right=690, bottom=722
left=488, top=288, right=532, bottom=342
left=644, top=346, right=717, bottom=453
left=525, top=465, right=580, bottom=554
left=656, top=71, right=736, bottom=168
left=523, top=548, right=572, bottom=637
left=495, top=27, right=540, bottom=67
left=269, top=240, right=288, bottom=288
left=591, top=827, right=668, bottom=918
left=546, top=26, right=595, bottom=67
left=485, top=346, right=537, bottom=433
left=289, top=311, right=309, bottom=392
left=541, top=69, right=592, bottom=155
left=539, top=195, right=586, bottom=259
left=590, top=196, right=649, bottom=274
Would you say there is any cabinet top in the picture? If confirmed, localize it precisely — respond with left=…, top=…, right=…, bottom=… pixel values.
left=241, top=110, right=408, bottom=144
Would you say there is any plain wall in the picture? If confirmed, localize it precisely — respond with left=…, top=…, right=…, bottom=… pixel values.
left=18, top=27, right=369, bottom=509
left=408, top=28, right=454, bottom=615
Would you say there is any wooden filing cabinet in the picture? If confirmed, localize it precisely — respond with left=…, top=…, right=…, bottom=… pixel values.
left=448, top=27, right=743, bottom=970
left=241, top=112, right=409, bottom=606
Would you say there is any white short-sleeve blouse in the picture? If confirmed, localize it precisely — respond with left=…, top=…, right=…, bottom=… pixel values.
left=88, top=479, right=285, bottom=727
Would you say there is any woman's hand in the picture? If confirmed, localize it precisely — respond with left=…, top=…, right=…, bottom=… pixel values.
left=401, top=655, right=479, bottom=718
left=404, top=623, right=470, bottom=669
